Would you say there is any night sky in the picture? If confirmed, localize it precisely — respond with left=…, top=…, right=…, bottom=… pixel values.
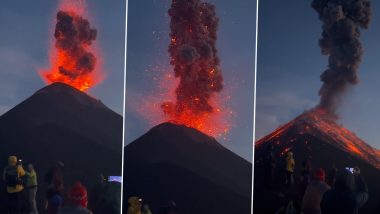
left=124, top=0, right=256, bottom=161
left=0, top=0, right=125, bottom=115
left=256, top=0, right=380, bottom=150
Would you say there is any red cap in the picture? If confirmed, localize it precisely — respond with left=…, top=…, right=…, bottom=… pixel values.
left=68, top=182, right=88, bottom=207
left=314, top=168, right=325, bottom=181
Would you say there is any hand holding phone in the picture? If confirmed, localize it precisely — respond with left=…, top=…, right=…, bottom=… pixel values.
left=353, top=166, right=360, bottom=175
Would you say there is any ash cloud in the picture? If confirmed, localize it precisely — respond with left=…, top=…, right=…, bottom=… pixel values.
left=311, top=0, right=372, bottom=117
left=161, top=0, right=223, bottom=117
left=55, top=10, right=97, bottom=80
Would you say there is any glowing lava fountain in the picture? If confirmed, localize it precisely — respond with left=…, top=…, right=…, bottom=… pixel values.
left=159, top=0, right=232, bottom=137
left=39, top=0, right=103, bottom=91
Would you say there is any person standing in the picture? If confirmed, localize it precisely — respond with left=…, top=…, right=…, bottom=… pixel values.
left=321, top=167, right=368, bottom=214
left=44, top=161, right=64, bottom=211
left=302, top=168, right=330, bottom=214
left=25, top=163, right=38, bottom=214
left=300, top=156, right=313, bottom=197
left=264, top=143, right=276, bottom=189
left=59, top=182, right=93, bottom=214
left=2, top=155, right=26, bottom=214
left=285, top=151, right=295, bottom=186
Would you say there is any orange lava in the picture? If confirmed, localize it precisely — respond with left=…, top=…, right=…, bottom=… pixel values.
left=133, top=65, right=233, bottom=140
left=39, top=0, right=102, bottom=91
left=256, top=108, right=380, bottom=169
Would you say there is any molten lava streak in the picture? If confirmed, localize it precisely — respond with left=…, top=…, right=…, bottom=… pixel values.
left=160, top=0, right=231, bottom=137
left=256, top=108, right=380, bottom=169
left=39, top=0, right=102, bottom=91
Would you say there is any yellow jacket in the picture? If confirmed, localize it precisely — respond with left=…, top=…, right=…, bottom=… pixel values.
left=286, top=156, right=295, bottom=172
left=2, top=156, right=26, bottom=193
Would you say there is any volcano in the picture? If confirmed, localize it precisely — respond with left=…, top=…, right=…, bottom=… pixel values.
left=123, top=122, right=252, bottom=214
left=254, top=109, right=380, bottom=213
left=0, top=82, right=122, bottom=211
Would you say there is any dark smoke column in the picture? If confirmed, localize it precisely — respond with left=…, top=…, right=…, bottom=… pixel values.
left=54, top=10, right=97, bottom=80
left=162, top=0, right=223, bottom=119
left=312, top=0, right=372, bottom=117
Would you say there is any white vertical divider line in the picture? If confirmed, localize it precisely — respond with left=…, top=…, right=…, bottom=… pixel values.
left=120, top=0, right=129, bottom=213
left=251, top=0, right=259, bottom=213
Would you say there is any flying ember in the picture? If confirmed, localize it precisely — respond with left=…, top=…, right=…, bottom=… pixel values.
left=160, top=0, right=231, bottom=137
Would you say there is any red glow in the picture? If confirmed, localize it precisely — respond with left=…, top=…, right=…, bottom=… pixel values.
left=39, top=0, right=103, bottom=91
left=256, top=108, right=380, bottom=169
left=132, top=64, right=233, bottom=139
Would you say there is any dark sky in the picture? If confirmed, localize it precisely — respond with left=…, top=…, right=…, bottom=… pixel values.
left=256, top=0, right=380, bottom=150
left=124, top=0, right=256, bottom=161
left=0, top=0, right=125, bottom=115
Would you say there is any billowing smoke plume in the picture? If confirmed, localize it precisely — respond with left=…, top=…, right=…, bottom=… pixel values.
left=161, top=0, right=223, bottom=118
left=54, top=10, right=97, bottom=80
left=312, top=0, right=372, bottom=117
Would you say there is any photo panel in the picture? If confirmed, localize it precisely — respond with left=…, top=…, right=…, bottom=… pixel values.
left=0, top=0, right=125, bottom=213
left=254, top=0, right=379, bottom=213
left=124, top=0, right=256, bottom=213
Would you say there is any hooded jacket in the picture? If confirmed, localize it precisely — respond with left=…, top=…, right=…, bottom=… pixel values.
left=2, top=156, right=25, bottom=193
left=320, top=170, right=368, bottom=214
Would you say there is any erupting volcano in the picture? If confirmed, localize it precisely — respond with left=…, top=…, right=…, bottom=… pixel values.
left=39, top=0, right=102, bottom=91
left=253, top=0, right=379, bottom=213
left=160, top=0, right=229, bottom=136
left=254, top=109, right=380, bottom=213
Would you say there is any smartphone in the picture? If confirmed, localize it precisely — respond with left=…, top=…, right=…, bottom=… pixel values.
left=108, top=176, right=122, bottom=183
left=345, top=167, right=354, bottom=174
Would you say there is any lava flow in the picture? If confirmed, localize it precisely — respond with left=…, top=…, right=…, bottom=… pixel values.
left=39, top=0, right=102, bottom=91
left=159, top=0, right=230, bottom=137
left=256, top=108, right=380, bottom=169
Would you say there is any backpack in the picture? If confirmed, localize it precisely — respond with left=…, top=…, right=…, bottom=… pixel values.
left=5, top=166, right=21, bottom=187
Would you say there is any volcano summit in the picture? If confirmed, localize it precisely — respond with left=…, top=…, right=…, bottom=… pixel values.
left=0, top=82, right=122, bottom=211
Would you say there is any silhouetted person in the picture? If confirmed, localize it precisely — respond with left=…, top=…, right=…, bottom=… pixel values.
left=302, top=168, right=330, bottom=214
left=321, top=167, right=368, bottom=214
left=25, top=163, right=38, bottom=214
left=142, top=204, right=152, bottom=214
left=88, top=174, right=106, bottom=211
left=3, top=156, right=26, bottom=214
left=159, top=200, right=179, bottom=214
left=92, top=179, right=121, bottom=214
left=285, top=152, right=295, bottom=187
left=59, top=182, right=93, bottom=214
left=46, top=194, right=63, bottom=214
left=326, top=163, right=338, bottom=187
left=300, top=156, right=313, bottom=197
left=44, top=161, right=64, bottom=211
left=264, top=143, right=276, bottom=189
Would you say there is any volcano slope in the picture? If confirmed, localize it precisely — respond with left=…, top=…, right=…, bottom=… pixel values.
left=0, top=82, right=122, bottom=211
left=254, top=109, right=380, bottom=213
left=124, top=122, right=252, bottom=214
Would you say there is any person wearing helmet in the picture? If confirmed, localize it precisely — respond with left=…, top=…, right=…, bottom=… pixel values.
left=59, top=182, right=93, bottom=214
left=2, top=155, right=26, bottom=213
left=285, top=151, right=295, bottom=186
left=302, top=168, right=331, bottom=214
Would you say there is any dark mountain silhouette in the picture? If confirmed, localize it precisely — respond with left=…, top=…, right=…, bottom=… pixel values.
left=124, top=122, right=252, bottom=214
left=254, top=109, right=380, bottom=213
left=0, top=82, right=122, bottom=211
